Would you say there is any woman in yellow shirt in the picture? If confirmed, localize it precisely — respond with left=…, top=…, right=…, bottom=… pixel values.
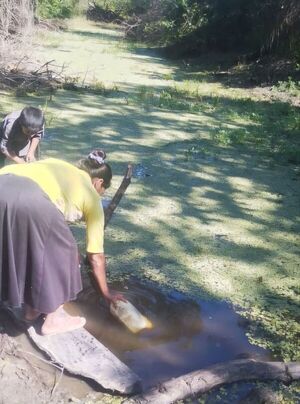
left=0, top=150, right=123, bottom=335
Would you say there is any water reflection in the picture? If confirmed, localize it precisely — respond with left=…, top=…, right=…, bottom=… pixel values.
left=65, top=279, right=271, bottom=389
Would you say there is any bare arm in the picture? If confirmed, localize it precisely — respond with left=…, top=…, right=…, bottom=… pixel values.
left=26, top=137, right=40, bottom=162
left=0, top=115, right=26, bottom=164
left=87, top=252, right=125, bottom=303
left=2, top=150, right=24, bottom=163
left=0, top=139, right=24, bottom=163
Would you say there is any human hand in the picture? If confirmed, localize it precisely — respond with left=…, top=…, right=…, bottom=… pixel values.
left=103, top=291, right=127, bottom=305
left=14, top=156, right=26, bottom=164
left=25, top=153, right=36, bottom=163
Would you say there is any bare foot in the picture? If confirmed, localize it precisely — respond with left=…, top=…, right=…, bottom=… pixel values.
left=41, top=306, right=86, bottom=336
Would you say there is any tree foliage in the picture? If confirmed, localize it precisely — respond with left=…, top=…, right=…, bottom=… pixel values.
left=91, top=0, right=300, bottom=59
left=36, top=0, right=81, bottom=18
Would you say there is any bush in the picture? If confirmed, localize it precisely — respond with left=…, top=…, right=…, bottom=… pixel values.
left=37, top=0, right=80, bottom=19
left=93, top=0, right=150, bottom=18
left=88, top=0, right=300, bottom=59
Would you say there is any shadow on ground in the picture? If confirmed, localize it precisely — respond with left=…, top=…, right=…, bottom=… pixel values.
left=0, top=21, right=299, bottom=363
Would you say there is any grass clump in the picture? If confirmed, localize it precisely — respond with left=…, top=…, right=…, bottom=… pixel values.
left=130, top=81, right=300, bottom=165
left=62, top=76, right=120, bottom=96
left=273, top=76, right=300, bottom=97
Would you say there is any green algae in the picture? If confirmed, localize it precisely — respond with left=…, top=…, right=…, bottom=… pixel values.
left=1, top=18, right=299, bottom=401
left=195, top=380, right=300, bottom=403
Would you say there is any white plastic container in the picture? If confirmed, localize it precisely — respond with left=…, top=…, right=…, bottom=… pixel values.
left=110, top=300, right=153, bottom=333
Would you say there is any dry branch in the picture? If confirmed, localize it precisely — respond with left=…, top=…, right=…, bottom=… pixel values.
left=104, top=164, right=133, bottom=228
left=0, top=60, right=65, bottom=92
left=123, top=359, right=300, bottom=404
left=83, top=163, right=133, bottom=267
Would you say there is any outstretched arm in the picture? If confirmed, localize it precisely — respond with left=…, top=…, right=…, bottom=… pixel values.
left=0, top=138, right=24, bottom=163
left=87, top=252, right=125, bottom=303
left=26, top=137, right=40, bottom=162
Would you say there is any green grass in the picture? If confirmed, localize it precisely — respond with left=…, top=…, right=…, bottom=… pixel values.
left=61, top=79, right=121, bottom=97
left=35, top=29, right=63, bottom=48
left=273, top=76, right=300, bottom=97
left=197, top=380, right=300, bottom=403
left=126, top=81, right=300, bottom=164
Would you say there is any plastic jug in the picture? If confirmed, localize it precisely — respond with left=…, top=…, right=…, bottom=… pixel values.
left=110, top=300, right=153, bottom=333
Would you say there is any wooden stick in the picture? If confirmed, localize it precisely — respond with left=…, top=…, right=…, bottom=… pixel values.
left=122, top=359, right=300, bottom=404
left=32, top=59, right=55, bottom=75
left=82, top=164, right=133, bottom=267
left=104, top=164, right=133, bottom=228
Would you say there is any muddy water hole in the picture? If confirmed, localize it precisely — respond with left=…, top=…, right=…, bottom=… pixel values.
left=66, top=278, right=272, bottom=390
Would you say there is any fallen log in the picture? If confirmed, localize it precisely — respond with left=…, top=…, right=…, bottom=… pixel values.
left=122, top=359, right=300, bottom=404
left=104, top=163, right=133, bottom=228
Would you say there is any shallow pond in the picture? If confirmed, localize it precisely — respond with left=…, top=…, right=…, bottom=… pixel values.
left=65, top=279, right=271, bottom=390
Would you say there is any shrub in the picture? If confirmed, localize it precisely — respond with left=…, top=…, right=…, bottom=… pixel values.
left=93, top=0, right=150, bottom=18
left=37, top=0, right=80, bottom=19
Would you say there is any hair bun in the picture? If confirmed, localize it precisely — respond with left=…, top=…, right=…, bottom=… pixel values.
left=88, top=149, right=107, bottom=166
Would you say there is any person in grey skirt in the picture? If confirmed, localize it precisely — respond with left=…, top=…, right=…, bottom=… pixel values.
left=0, top=150, right=124, bottom=335
left=0, top=106, right=45, bottom=167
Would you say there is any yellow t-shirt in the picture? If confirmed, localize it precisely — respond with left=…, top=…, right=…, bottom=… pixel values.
left=0, top=158, right=104, bottom=253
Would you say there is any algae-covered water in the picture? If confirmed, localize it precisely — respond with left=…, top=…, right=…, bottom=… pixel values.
left=65, top=279, right=271, bottom=389
left=0, top=17, right=299, bottom=402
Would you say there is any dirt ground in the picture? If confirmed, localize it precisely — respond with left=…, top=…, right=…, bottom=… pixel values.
left=0, top=18, right=299, bottom=403
left=0, top=311, right=97, bottom=404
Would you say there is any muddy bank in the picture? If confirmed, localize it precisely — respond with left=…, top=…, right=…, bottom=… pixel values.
left=0, top=310, right=109, bottom=404
left=0, top=330, right=67, bottom=404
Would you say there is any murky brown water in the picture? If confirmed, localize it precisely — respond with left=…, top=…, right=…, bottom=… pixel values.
left=65, top=279, right=271, bottom=389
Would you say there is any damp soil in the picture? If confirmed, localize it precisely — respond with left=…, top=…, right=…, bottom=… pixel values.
left=0, top=310, right=96, bottom=404
left=65, top=279, right=272, bottom=390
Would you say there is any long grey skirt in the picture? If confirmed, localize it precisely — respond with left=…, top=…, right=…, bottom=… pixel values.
left=0, top=174, right=82, bottom=313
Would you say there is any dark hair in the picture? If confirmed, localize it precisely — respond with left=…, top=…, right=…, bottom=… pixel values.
left=19, top=107, right=45, bottom=133
left=78, top=150, right=112, bottom=189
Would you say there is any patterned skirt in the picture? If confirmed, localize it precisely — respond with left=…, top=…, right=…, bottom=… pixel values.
left=0, top=174, right=82, bottom=313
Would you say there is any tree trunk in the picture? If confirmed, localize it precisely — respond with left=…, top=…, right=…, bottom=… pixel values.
left=123, top=359, right=300, bottom=404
